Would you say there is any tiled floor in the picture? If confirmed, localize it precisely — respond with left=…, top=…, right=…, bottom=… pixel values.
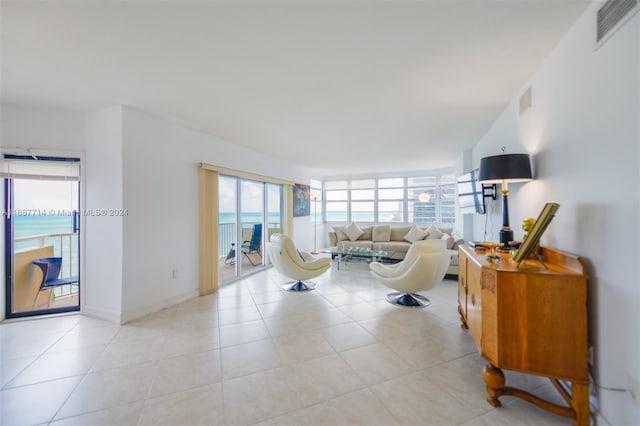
left=1, top=263, right=572, bottom=425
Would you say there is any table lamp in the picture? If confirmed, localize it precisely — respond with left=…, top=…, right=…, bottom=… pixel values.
left=478, top=147, right=533, bottom=246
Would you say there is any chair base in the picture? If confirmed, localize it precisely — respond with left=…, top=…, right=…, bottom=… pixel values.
left=282, top=280, right=317, bottom=292
left=386, top=292, right=431, bottom=308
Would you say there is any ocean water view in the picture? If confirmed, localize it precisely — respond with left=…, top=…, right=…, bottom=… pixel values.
left=12, top=215, right=78, bottom=278
left=219, top=212, right=281, bottom=225
left=14, top=215, right=73, bottom=239
left=12, top=214, right=281, bottom=264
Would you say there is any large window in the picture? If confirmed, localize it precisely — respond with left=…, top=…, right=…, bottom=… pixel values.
left=323, top=173, right=455, bottom=225
left=325, top=180, right=348, bottom=222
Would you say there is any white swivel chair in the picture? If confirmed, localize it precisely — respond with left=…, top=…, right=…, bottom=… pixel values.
left=267, top=233, right=331, bottom=291
left=369, top=239, right=451, bottom=307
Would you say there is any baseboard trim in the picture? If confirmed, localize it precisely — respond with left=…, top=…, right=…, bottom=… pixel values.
left=595, top=411, right=611, bottom=426
left=120, top=289, right=199, bottom=324
left=81, top=304, right=122, bottom=324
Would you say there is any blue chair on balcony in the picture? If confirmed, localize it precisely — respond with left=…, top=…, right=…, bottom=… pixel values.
left=241, top=224, right=262, bottom=266
left=32, top=257, right=78, bottom=291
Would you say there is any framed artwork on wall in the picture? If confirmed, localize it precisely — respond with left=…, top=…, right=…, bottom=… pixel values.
left=293, top=183, right=310, bottom=217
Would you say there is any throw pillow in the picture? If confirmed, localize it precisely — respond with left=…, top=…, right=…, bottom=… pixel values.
left=425, top=224, right=444, bottom=239
left=343, top=222, right=365, bottom=242
left=372, top=225, right=391, bottom=242
left=403, top=225, right=429, bottom=243
left=390, top=225, right=412, bottom=241
left=333, top=226, right=348, bottom=242
left=452, top=235, right=465, bottom=250
left=359, top=226, right=373, bottom=241
left=440, top=233, right=455, bottom=249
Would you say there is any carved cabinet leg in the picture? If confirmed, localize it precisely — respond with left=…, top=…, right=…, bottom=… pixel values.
left=571, top=383, right=590, bottom=426
left=482, top=364, right=505, bottom=407
left=457, top=304, right=468, bottom=329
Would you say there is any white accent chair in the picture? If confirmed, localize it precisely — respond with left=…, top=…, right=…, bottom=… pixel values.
left=267, top=233, right=331, bottom=291
left=369, top=239, right=451, bottom=307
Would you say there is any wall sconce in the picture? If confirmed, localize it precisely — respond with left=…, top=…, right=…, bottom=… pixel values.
left=483, top=184, right=497, bottom=200
left=479, top=147, right=533, bottom=246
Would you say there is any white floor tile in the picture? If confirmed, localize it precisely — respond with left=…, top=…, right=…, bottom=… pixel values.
left=221, top=339, right=283, bottom=380
left=90, top=335, right=167, bottom=371
left=272, top=331, right=336, bottom=364
left=0, top=267, right=584, bottom=426
left=340, top=343, right=414, bottom=386
left=276, top=388, right=400, bottom=426
left=282, top=353, right=366, bottom=408
left=46, top=325, right=119, bottom=352
left=0, top=356, right=36, bottom=389
left=219, top=319, right=271, bottom=347
left=138, top=383, right=224, bottom=426
left=1, top=376, right=81, bottom=426
left=149, top=349, right=222, bottom=397
left=49, top=401, right=144, bottom=426
left=223, top=369, right=297, bottom=425
left=371, top=372, right=487, bottom=425
left=321, top=322, right=377, bottom=352
left=6, top=345, right=104, bottom=388
left=56, top=362, right=155, bottom=419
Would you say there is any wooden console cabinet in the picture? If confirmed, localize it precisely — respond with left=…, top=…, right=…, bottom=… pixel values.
left=457, top=244, right=589, bottom=426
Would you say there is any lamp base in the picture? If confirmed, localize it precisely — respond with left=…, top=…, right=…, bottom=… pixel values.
left=499, top=229, right=514, bottom=247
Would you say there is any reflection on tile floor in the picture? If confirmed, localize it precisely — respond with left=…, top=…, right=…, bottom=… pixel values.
left=1, top=264, right=572, bottom=425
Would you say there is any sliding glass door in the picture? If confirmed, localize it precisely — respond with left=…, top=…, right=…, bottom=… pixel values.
left=218, top=175, right=282, bottom=284
left=3, top=156, right=81, bottom=318
left=239, top=179, right=265, bottom=271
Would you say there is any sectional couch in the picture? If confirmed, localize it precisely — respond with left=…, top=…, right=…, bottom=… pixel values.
left=328, top=223, right=464, bottom=276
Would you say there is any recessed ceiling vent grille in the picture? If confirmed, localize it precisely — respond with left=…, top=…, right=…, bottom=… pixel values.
left=596, top=0, right=639, bottom=43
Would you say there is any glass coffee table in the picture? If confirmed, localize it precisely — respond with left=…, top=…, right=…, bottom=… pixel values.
left=322, top=247, right=395, bottom=270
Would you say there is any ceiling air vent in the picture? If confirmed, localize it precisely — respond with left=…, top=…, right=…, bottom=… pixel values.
left=596, top=0, right=639, bottom=44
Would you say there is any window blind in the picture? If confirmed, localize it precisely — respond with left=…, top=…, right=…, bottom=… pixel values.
left=1, top=155, right=80, bottom=181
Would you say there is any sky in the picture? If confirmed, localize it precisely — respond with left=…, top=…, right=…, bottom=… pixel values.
left=13, top=179, right=78, bottom=212
left=218, top=175, right=281, bottom=213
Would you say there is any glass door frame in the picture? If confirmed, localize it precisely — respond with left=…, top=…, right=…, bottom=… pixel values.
left=219, top=175, right=283, bottom=286
left=3, top=156, right=81, bottom=319
left=235, top=177, right=266, bottom=277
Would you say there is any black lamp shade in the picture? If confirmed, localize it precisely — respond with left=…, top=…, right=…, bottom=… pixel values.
left=478, top=153, right=532, bottom=184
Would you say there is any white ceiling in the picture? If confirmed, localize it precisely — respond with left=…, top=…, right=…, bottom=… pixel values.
left=1, top=1, right=589, bottom=176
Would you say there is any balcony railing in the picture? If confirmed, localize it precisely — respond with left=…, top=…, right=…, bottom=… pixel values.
left=15, top=232, right=79, bottom=297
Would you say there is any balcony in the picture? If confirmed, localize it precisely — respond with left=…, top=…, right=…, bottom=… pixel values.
left=218, top=223, right=280, bottom=283
left=13, top=232, right=79, bottom=313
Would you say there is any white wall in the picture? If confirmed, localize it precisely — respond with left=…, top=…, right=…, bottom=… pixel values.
left=84, top=106, right=125, bottom=322
left=471, top=4, right=639, bottom=424
left=119, top=106, right=312, bottom=322
left=0, top=103, right=316, bottom=323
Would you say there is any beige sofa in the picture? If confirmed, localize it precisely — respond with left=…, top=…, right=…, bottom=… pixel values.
left=328, top=223, right=463, bottom=276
